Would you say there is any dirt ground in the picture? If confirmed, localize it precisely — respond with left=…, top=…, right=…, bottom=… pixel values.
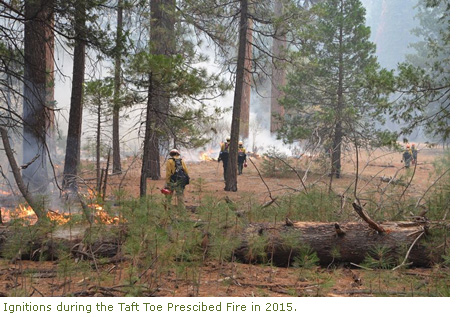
left=119, top=145, right=445, bottom=206
left=0, top=145, right=449, bottom=297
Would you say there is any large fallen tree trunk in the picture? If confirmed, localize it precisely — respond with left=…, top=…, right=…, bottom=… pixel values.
left=234, top=220, right=444, bottom=268
left=0, top=225, right=125, bottom=261
left=0, top=212, right=446, bottom=268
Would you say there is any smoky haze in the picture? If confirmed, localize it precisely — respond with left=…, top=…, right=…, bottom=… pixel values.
left=50, top=0, right=425, bottom=161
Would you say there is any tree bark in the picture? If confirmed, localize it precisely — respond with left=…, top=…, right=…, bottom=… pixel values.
left=0, top=128, right=46, bottom=219
left=63, top=2, right=87, bottom=191
left=112, top=0, right=123, bottom=174
left=270, top=0, right=286, bottom=133
left=22, top=0, right=55, bottom=194
left=234, top=220, right=439, bottom=267
left=0, top=219, right=442, bottom=268
left=239, top=17, right=252, bottom=139
left=225, top=0, right=249, bottom=192
left=141, top=0, right=176, bottom=195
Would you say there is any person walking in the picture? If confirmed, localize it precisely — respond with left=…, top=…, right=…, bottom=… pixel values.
left=218, top=137, right=230, bottom=183
left=411, top=143, right=418, bottom=165
left=237, top=141, right=247, bottom=175
left=165, top=149, right=190, bottom=210
left=401, top=145, right=413, bottom=168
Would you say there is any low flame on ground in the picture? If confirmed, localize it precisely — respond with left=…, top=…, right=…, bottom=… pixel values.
left=88, top=203, right=120, bottom=224
left=0, top=203, right=120, bottom=225
left=199, top=149, right=218, bottom=161
left=0, top=204, right=69, bottom=225
left=0, top=189, right=11, bottom=196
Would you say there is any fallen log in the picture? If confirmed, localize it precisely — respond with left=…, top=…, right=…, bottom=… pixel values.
left=0, top=225, right=125, bottom=261
left=233, top=220, right=442, bottom=267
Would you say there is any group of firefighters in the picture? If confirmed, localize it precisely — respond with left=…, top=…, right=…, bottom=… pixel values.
left=402, top=143, right=418, bottom=169
left=163, top=139, right=419, bottom=209
left=162, top=137, right=247, bottom=209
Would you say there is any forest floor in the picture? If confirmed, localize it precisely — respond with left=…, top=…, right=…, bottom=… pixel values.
left=0, top=144, right=450, bottom=297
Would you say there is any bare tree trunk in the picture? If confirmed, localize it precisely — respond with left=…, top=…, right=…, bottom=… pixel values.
left=96, top=100, right=101, bottom=191
left=112, top=0, right=123, bottom=174
left=330, top=0, right=344, bottom=180
left=225, top=0, right=249, bottom=192
left=239, top=18, right=252, bottom=139
left=22, top=0, right=55, bottom=194
left=63, top=2, right=86, bottom=191
left=140, top=0, right=175, bottom=194
left=0, top=127, right=46, bottom=219
left=270, top=0, right=286, bottom=133
left=234, top=221, right=438, bottom=267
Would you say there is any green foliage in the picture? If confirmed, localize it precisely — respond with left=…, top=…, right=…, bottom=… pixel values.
left=279, top=0, right=395, bottom=168
left=127, top=51, right=229, bottom=149
left=260, top=146, right=292, bottom=178
left=362, top=245, right=395, bottom=269
left=292, top=248, right=320, bottom=283
left=276, top=188, right=341, bottom=223
left=293, top=249, right=319, bottom=269
left=386, top=0, right=449, bottom=142
left=246, top=234, right=269, bottom=264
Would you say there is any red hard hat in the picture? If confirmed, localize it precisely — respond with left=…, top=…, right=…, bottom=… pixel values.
left=161, top=188, right=173, bottom=195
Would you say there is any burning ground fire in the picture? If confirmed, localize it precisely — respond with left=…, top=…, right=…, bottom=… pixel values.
left=0, top=203, right=120, bottom=226
left=199, top=149, right=218, bottom=161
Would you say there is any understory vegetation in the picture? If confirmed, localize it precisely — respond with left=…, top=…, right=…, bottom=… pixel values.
left=0, top=151, right=450, bottom=297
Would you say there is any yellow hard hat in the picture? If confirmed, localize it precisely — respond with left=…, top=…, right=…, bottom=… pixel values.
left=239, top=141, right=243, bottom=145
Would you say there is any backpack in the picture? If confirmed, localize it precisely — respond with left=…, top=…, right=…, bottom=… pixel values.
left=170, top=158, right=190, bottom=186
left=220, top=142, right=230, bottom=161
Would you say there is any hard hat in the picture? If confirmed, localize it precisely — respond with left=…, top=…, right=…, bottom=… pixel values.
left=412, top=143, right=415, bottom=146
left=169, top=148, right=180, bottom=155
left=239, top=141, right=243, bottom=145
left=226, top=136, right=230, bottom=141
left=406, top=145, right=410, bottom=148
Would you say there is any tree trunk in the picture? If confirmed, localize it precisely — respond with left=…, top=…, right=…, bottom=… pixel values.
left=0, top=128, right=46, bottom=219
left=239, top=18, right=252, bottom=140
left=96, top=100, right=101, bottom=191
left=270, top=0, right=286, bottom=133
left=0, top=225, right=125, bottom=261
left=112, top=0, right=123, bottom=174
left=225, top=0, right=249, bottom=192
left=140, top=0, right=176, bottom=194
left=234, top=221, right=440, bottom=267
left=63, top=2, right=87, bottom=191
left=0, top=219, right=443, bottom=268
left=330, top=1, right=344, bottom=180
left=22, top=0, right=55, bottom=194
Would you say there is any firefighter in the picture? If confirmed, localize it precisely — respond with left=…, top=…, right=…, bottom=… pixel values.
left=218, top=137, right=230, bottom=182
left=237, top=141, right=247, bottom=175
left=401, top=145, right=413, bottom=168
left=411, top=143, right=418, bottom=165
left=165, top=149, right=189, bottom=210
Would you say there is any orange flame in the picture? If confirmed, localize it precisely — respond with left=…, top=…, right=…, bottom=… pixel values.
left=0, top=204, right=70, bottom=225
left=199, top=150, right=217, bottom=161
left=0, top=202, right=120, bottom=225
left=88, top=203, right=120, bottom=224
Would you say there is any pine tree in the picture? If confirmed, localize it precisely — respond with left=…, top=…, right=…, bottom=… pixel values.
left=279, top=0, right=392, bottom=180
left=391, top=0, right=449, bottom=142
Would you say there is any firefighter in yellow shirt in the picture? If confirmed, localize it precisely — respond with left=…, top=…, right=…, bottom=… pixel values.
left=237, top=141, right=247, bottom=175
left=165, top=149, right=189, bottom=209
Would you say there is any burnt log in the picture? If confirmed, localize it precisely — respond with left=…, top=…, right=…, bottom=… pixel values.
left=234, top=221, right=442, bottom=268
left=0, top=225, right=126, bottom=261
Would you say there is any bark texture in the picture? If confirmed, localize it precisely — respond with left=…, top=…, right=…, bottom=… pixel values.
left=234, top=221, right=439, bottom=267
